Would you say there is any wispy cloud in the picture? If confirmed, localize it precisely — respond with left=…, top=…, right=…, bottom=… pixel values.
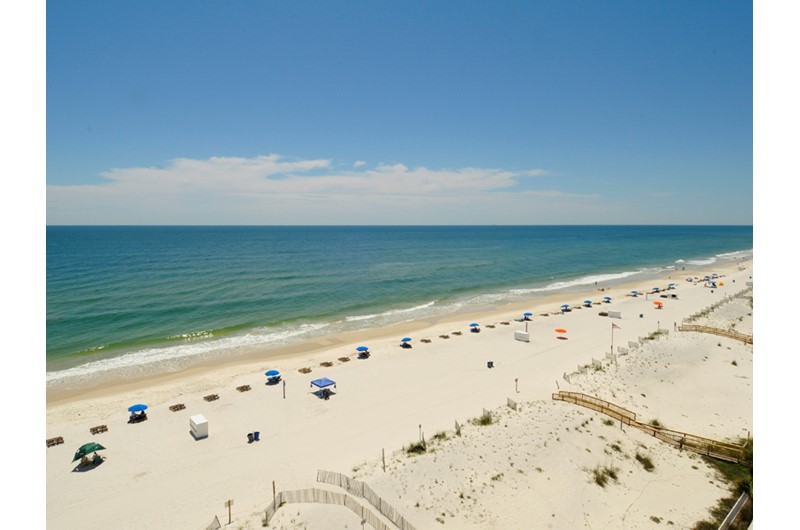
left=47, top=154, right=601, bottom=224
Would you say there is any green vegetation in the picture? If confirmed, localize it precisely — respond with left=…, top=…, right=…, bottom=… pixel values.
left=635, top=452, right=655, bottom=472
left=406, top=441, right=427, bottom=455
left=592, top=465, right=619, bottom=487
left=472, top=411, right=494, bottom=426
left=602, top=418, right=615, bottom=426
left=691, top=438, right=753, bottom=530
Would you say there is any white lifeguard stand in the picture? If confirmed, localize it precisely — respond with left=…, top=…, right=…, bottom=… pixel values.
left=190, top=414, right=208, bottom=439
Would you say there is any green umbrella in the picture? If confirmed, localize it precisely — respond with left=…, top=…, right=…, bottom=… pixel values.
left=72, top=442, right=106, bottom=462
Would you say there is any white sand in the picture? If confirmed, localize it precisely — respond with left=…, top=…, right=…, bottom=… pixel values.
left=46, top=259, right=753, bottom=529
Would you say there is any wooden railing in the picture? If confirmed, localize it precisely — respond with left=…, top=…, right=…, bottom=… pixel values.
left=552, top=391, right=750, bottom=466
left=678, top=324, right=753, bottom=344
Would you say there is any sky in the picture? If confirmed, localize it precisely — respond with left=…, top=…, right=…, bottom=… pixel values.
left=44, top=0, right=753, bottom=225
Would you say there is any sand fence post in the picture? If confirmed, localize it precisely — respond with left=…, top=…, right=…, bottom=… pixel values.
left=225, top=499, right=233, bottom=525
left=382, top=448, right=385, bottom=472
left=273, top=480, right=276, bottom=506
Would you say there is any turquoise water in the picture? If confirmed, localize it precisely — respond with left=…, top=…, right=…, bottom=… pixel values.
left=46, top=225, right=752, bottom=387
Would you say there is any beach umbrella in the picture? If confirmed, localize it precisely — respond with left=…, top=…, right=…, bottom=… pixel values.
left=652, top=287, right=660, bottom=291
left=470, top=323, right=479, bottom=327
left=265, top=370, right=280, bottom=377
left=356, top=346, right=369, bottom=352
left=127, top=404, right=148, bottom=413
left=653, top=301, right=663, bottom=306
left=584, top=300, right=592, bottom=305
left=555, top=328, right=567, bottom=333
left=603, top=296, right=612, bottom=301
left=72, top=442, right=105, bottom=462
left=401, top=337, right=412, bottom=343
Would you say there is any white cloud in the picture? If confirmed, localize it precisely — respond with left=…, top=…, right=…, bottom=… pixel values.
left=353, top=160, right=366, bottom=168
left=47, top=153, right=602, bottom=224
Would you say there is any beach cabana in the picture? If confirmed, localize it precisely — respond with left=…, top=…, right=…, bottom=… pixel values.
left=356, top=345, right=370, bottom=359
left=470, top=323, right=480, bottom=333
left=265, top=370, right=281, bottom=384
left=629, top=290, right=639, bottom=297
left=310, top=377, right=336, bottom=400
left=603, top=296, right=612, bottom=303
left=583, top=300, right=592, bottom=307
left=668, top=283, right=676, bottom=290
left=652, top=287, right=660, bottom=293
left=560, top=304, right=571, bottom=312
left=704, top=281, right=717, bottom=288
left=400, top=337, right=412, bottom=348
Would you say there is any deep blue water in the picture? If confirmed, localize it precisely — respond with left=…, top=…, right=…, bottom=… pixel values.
left=46, top=225, right=752, bottom=386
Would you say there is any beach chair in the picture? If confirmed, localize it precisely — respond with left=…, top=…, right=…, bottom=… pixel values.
left=253, top=431, right=260, bottom=442
left=236, top=385, right=251, bottom=392
left=247, top=433, right=254, bottom=443
left=90, top=425, right=108, bottom=435
left=203, top=394, right=220, bottom=402
left=169, top=403, right=186, bottom=412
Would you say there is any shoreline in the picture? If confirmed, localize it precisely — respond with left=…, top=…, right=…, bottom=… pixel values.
left=46, top=258, right=748, bottom=409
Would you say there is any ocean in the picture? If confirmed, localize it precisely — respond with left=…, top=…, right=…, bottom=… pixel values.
left=46, top=225, right=752, bottom=389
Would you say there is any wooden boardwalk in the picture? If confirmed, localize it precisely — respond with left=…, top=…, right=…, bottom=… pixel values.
left=552, top=391, right=750, bottom=466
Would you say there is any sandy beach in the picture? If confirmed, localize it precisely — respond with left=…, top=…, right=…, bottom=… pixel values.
left=46, top=258, right=753, bottom=529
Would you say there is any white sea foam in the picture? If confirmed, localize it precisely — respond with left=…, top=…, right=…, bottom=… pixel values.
left=686, top=257, right=717, bottom=266
left=716, top=249, right=752, bottom=260
left=46, top=322, right=331, bottom=387
left=345, top=301, right=437, bottom=322
left=509, top=270, right=644, bottom=295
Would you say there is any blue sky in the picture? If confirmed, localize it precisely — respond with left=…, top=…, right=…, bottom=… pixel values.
left=45, top=1, right=753, bottom=224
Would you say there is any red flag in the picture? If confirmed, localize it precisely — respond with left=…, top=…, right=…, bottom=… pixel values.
left=612, top=323, right=621, bottom=330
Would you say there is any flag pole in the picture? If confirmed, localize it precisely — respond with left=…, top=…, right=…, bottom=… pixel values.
left=611, top=322, right=615, bottom=355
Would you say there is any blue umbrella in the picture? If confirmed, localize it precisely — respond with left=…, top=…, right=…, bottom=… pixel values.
left=561, top=304, right=570, bottom=308
left=128, top=404, right=148, bottom=412
left=265, top=370, right=280, bottom=377
left=603, top=296, right=612, bottom=300
left=584, top=300, right=592, bottom=304
left=470, top=323, right=479, bottom=327
left=523, top=312, right=533, bottom=316
left=356, top=346, right=369, bottom=352
left=401, top=337, right=412, bottom=342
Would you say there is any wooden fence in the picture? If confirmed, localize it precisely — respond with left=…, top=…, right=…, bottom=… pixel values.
left=678, top=324, right=753, bottom=344
left=263, top=487, right=396, bottom=530
left=317, top=470, right=417, bottom=530
left=552, top=391, right=750, bottom=466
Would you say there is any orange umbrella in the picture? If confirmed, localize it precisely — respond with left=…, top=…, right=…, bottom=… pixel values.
left=555, top=328, right=567, bottom=333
